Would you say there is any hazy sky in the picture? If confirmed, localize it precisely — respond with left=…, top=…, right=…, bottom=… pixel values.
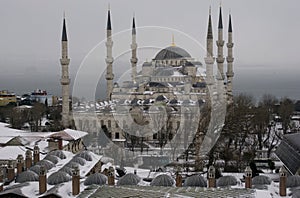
left=0, top=0, right=299, bottom=100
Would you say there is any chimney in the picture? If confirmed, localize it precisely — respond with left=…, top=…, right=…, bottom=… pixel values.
left=7, top=160, right=15, bottom=182
left=39, top=165, right=47, bottom=194
left=175, top=166, right=182, bottom=187
left=245, top=166, right=252, bottom=188
left=16, top=154, right=24, bottom=175
left=0, top=168, right=3, bottom=192
left=33, top=145, right=40, bottom=164
left=208, top=166, right=216, bottom=188
left=25, top=150, right=32, bottom=170
left=108, top=166, right=115, bottom=186
left=58, top=138, right=63, bottom=150
left=72, top=165, right=80, bottom=195
left=279, top=166, right=287, bottom=196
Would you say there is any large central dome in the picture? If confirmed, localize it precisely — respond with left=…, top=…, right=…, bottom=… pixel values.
left=154, top=46, right=191, bottom=60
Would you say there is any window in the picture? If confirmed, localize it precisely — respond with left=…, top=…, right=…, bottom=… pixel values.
left=115, top=132, right=120, bottom=139
left=108, top=120, right=111, bottom=128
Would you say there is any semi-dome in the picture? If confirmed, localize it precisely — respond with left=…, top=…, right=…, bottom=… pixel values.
left=154, top=46, right=191, bottom=60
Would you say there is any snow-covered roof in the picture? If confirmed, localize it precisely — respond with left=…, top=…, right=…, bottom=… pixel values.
left=0, top=146, right=27, bottom=160
left=48, top=129, right=88, bottom=141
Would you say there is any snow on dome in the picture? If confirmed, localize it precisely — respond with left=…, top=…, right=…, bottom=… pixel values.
left=36, top=159, right=55, bottom=170
left=217, top=176, right=238, bottom=187
left=15, top=170, right=38, bottom=183
left=59, top=166, right=73, bottom=176
left=65, top=161, right=80, bottom=169
left=76, top=150, right=93, bottom=161
left=29, top=165, right=41, bottom=174
left=252, top=175, right=271, bottom=185
left=69, top=156, right=86, bottom=166
left=48, top=171, right=71, bottom=185
left=150, top=174, right=175, bottom=187
left=183, top=175, right=207, bottom=187
left=44, top=154, right=59, bottom=164
left=84, top=173, right=107, bottom=186
left=60, top=166, right=73, bottom=176
left=287, top=175, right=300, bottom=188
left=49, top=150, right=66, bottom=159
left=117, top=173, right=141, bottom=186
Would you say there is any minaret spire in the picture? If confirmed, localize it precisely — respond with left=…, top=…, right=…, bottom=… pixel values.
left=205, top=6, right=215, bottom=85
left=226, top=13, right=234, bottom=104
left=216, top=5, right=225, bottom=80
left=60, top=15, right=70, bottom=128
left=131, top=15, right=138, bottom=83
left=105, top=6, right=114, bottom=100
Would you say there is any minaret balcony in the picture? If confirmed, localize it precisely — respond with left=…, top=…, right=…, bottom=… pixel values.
left=226, top=57, right=234, bottom=63
left=106, top=57, right=114, bottom=64
left=105, top=74, right=114, bottom=80
left=204, top=57, right=215, bottom=64
left=131, top=58, right=138, bottom=63
left=226, top=43, right=234, bottom=48
left=60, top=78, right=70, bottom=85
left=216, top=40, right=225, bottom=46
left=226, top=72, right=234, bottom=77
left=60, top=58, right=70, bottom=65
left=216, top=57, right=225, bottom=63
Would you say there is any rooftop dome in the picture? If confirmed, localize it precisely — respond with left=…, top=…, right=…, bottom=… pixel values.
left=60, top=166, right=73, bottom=176
left=29, top=165, right=41, bottom=174
left=70, top=157, right=86, bottom=166
left=217, top=176, right=238, bottom=187
left=65, top=161, right=80, bottom=169
left=117, top=173, right=141, bottom=186
left=287, top=175, right=300, bottom=188
left=36, top=160, right=55, bottom=170
left=154, top=46, right=191, bottom=60
left=44, top=154, right=59, bottom=164
left=84, top=173, right=107, bottom=186
left=183, top=175, right=207, bottom=187
left=48, top=171, right=71, bottom=185
left=76, top=150, right=93, bottom=161
left=150, top=174, right=175, bottom=187
left=49, top=150, right=66, bottom=159
left=252, top=175, right=271, bottom=185
left=15, top=170, right=39, bottom=183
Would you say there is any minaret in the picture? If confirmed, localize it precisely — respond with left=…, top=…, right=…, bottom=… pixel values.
left=60, top=15, right=70, bottom=128
left=216, top=5, right=225, bottom=80
left=204, top=7, right=215, bottom=85
left=226, top=13, right=234, bottom=103
left=105, top=7, right=114, bottom=101
left=131, top=16, right=138, bottom=83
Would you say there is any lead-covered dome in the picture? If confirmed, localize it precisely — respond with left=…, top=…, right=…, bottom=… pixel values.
left=154, top=46, right=191, bottom=60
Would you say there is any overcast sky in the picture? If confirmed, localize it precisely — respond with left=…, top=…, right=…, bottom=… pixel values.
left=0, top=0, right=299, bottom=99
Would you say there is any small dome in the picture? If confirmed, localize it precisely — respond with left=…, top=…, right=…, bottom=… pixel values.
left=117, top=173, right=141, bottom=186
left=169, top=99, right=178, bottom=105
left=48, top=171, right=71, bottom=185
left=70, top=157, right=86, bottom=166
left=217, top=176, right=238, bottom=187
left=29, top=165, right=41, bottom=174
left=36, top=160, right=55, bottom=170
left=183, top=175, right=207, bottom=187
left=49, top=150, right=66, bottom=159
left=76, top=150, right=93, bottom=161
left=44, top=154, right=59, bottom=164
left=252, top=175, right=271, bottom=185
left=65, top=161, right=80, bottom=169
left=150, top=174, right=175, bottom=187
left=60, top=166, right=73, bottom=176
left=287, top=175, right=300, bottom=188
left=154, top=46, right=191, bottom=60
left=84, top=173, right=107, bottom=186
left=16, top=170, right=38, bottom=183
